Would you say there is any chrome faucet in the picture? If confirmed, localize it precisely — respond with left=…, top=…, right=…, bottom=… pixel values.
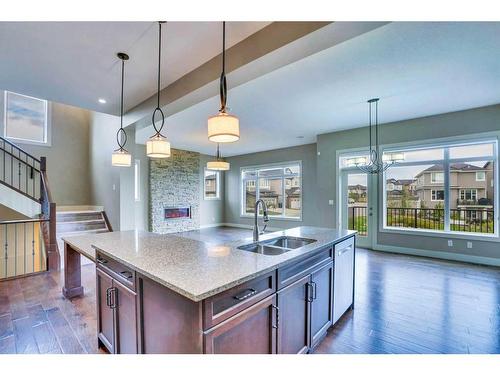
left=253, top=199, right=270, bottom=242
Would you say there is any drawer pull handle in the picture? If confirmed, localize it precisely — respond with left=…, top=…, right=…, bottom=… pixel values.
left=120, top=271, right=133, bottom=280
left=96, top=258, right=108, bottom=265
left=338, top=246, right=352, bottom=256
left=233, top=288, right=257, bottom=301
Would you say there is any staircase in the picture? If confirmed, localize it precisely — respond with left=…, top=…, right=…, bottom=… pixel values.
left=56, top=209, right=112, bottom=256
left=0, top=136, right=59, bottom=279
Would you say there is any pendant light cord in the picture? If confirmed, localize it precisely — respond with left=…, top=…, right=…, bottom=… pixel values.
left=116, top=55, right=127, bottom=151
left=219, top=21, right=227, bottom=113
left=152, top=21, right=166, bottom=135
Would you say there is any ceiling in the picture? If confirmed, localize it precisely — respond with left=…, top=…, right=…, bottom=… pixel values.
left=0, top=21, right=270, bottom=114
left=136, top=22, right=500, bottom=156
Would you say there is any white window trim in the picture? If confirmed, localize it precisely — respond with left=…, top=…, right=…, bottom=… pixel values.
left=134, top=159, right=141, bottom=202
left=240, top=160, right=302, bottom=221
left=476, top=171, right=486, bottom=181
left=3, top=91, right=51, bottom=147
left=460, top=188, right=477, bottom=201
left=431, top=189, right=445, bottom=201
left=204, top=168, right=221, bottom=200
left=380, top=134, right=499, bottom=239
left=431, top=172, right=444, bottom=184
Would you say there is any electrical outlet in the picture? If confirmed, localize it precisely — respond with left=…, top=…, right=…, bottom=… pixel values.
left=112, top=184, right=116, bottom=191
left=467, top=241, right=473, bottom=249
left=447, top=240, right=453, bottom=247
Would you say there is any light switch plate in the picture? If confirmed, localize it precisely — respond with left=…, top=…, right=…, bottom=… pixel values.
left=467, top=241, right=473, bottom=249
left=328, top=200, right=334, bottom=206
left=447, top=240, right=453, bottom=247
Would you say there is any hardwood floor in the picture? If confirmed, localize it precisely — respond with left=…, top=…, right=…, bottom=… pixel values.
left=0, top=237, right=499, bottom=354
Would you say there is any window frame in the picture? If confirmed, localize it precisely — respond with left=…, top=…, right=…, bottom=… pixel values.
left=476, top=171, right=486, bottom=181
left=381, top=136, right=499, bottom=240
left=3, top=91, right=51, bottom=146
left=431, top=172, right=444, bottom=184
left=204, top=168, right=221, bottom=201
left=431, top=189, right=445, bottom=201
left=240, top=161, right=302, bottom=221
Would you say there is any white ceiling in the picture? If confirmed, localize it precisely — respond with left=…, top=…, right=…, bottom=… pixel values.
left=137, top=22, right=500, bottom=156
left=0, top=21, right=270, bottom=114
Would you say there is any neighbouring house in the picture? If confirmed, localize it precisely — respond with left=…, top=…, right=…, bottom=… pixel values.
left=245, top=178, right=301, bottom=213
left=414, top=163, right=494, bottom=210
left=386, top=178, right=420, bottom=208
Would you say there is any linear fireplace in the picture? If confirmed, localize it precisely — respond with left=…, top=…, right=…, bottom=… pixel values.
left=164, top=206, right=191, bottom=220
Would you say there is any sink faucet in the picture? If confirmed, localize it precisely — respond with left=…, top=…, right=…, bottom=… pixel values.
left=253, top=199, right=270, bottom=242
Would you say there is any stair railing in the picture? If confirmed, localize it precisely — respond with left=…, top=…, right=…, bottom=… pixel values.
left=0, top=136, right=59, bottom=279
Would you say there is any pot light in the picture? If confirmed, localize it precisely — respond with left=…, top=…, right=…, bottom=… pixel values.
left=98, top=98, right=107, bottom=104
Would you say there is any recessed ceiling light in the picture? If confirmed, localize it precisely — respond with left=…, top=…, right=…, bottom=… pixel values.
left=98, top=98, right=107, bottom=104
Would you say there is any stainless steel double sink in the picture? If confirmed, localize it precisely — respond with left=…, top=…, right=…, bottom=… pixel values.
left=237, top=236, right=317, bottom=256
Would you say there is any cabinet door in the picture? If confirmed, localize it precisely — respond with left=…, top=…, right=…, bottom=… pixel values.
left=96, top=268, right=115, bottom=353
left=277, top=275, right=310, bottom=354
left=204, top=295, right=277, bottom=354
left=333, top=238, right=355, bottom=324
left=113, top=279, right=138, bottom=354
left=310, top=261, right=334, bottom=348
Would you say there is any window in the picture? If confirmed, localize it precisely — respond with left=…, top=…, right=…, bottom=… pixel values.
left=460, top=189, right=477, bottom=201
left=383, top=139, right=497, bottom=236
left=134, top=160, right=140, bottom=202
left=431, top=172, right=444, bottom=183
left=241, top=162, right=301, bottom=219
left=431, top=190, right=445, bottom=201
left=4, top=91, right=48, bottom=144
left=204, top=169, right=220, bottom=200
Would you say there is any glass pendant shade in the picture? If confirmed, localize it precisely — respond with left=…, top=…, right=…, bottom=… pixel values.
left=207, top=160, right=230, bottom=171
left=208, top=112, right=240, bottom=143
left=112, top=149, right=132, bottom=167
left=146, top=134, right=171, bottom=158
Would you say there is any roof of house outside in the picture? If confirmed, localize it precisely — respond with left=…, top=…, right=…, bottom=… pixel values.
left=415, top=162, right=489, bottom=178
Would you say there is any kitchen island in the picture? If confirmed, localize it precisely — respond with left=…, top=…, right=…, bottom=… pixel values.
left=62, top=226, right=356, bottom=354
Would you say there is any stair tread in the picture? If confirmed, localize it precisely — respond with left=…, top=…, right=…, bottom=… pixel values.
left=57, top=219, right=105, bottom=225
left=57, top=228, right=109, bottom=237
left=57, top=210, right=102, bottom=215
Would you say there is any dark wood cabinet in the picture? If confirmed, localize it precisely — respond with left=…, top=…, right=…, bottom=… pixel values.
left=96, top=257, right=138, bottom=354
left=97, top=268, right=115, bottom=352
left=95, top=236, right=355, bottom=354
left=277, top=275, right=310, bottom=354
left=114, top=280, right=138, bottom=354
left=310, top=261, right=334, bottom=348
left=204, top=295, right=277, bottom=354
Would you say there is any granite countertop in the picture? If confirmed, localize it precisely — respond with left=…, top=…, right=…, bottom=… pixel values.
left=64, top=226, right=355, bottom=302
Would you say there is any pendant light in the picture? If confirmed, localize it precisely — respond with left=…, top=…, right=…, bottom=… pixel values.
left=112, top=52, right=132, bottom=167
left=146, top=21, right=171, bottom=158
left=207, top=21, right=240, bottom=143
left=354, top=98, right=404, bottom=174
left=207, top=143, right=230, bottom=171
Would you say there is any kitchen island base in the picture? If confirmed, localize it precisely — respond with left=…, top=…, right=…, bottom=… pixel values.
left=95, top=234, right=355, bottom=354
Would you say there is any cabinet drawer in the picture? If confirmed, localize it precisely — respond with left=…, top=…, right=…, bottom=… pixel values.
left=202, top=271, right=276, bottom=330
left=277, top=247, right=332, bottom=290
left=96, top=251, right=135, bottom=291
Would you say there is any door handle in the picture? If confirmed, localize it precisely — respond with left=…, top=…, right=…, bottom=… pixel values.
left=271, top=305, right=279, bottom=329
left=311, top=281, right=317, bottom=300
left=306, top=282, right=314, bottom=302
left=233, top=288, right=257, bottom=301
left=338, top=246, right=352, bottom=256
left=105, top=287, right=111, bottom=307
left=108, top=287, right=117, bottom=309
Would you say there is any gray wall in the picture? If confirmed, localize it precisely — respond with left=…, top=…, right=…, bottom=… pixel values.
left=89, top=111, right=121, bottom=230
left=225, top=143, right=320, bottom=229
left=0, top=99, right=91, bottom=206
left=316, top=104, right=500, bottom=263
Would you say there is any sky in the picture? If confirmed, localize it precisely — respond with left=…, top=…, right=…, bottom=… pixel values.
left=5, top=92, right=46, bottom=141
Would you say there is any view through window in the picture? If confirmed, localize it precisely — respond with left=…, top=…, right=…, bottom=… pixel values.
left=384, top=140, right=497, bottom=235
left=4, top=91, right=48, bottom=144
left=241, top=163, right=301, bottom=219
left=204, top=169, right=220, bottom=199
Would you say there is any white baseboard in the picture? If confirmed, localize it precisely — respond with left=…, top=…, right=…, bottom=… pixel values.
left=199, top=223, right=225, bottom=229
left=373, top=243, right=500, bottom=267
